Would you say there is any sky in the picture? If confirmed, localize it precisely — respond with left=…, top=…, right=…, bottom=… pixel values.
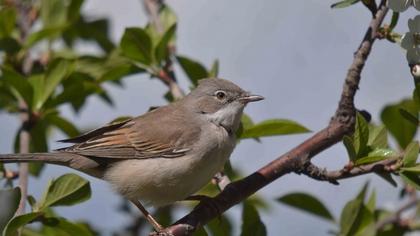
left=0, top=0, right=419, bottom=235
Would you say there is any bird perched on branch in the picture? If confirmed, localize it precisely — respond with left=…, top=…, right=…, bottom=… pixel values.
left=0, top=78, right=263, bottom=232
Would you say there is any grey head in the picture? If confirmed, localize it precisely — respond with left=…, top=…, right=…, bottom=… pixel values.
left=181, top=78, right=264, bottom=135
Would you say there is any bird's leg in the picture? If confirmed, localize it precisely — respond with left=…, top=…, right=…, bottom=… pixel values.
left=184, top=194, right=212, bottom=202
left=129, top=199, right=163, bottom=232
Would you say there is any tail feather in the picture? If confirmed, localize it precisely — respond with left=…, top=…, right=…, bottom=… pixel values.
left=0, top=153, right=72, bottom=166
left=0, top=152, right=104, bottom=178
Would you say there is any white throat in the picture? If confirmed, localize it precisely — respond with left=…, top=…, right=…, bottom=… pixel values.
left=204, top=102, right=244, bottom=135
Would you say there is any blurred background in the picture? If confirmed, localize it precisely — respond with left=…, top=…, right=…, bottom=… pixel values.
left=0, top=0, right=418, bottom=235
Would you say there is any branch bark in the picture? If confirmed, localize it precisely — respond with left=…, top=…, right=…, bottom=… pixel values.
left=14, top=0, right=37, bottom=216
left=155, top=1, right=389, bottom=235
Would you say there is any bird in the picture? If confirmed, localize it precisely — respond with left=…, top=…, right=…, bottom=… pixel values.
left=0, top=78, right=264, bottom=231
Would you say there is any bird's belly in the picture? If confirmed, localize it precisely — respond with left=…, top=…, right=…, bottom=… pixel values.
left=104, top=142, right=233, bottom=207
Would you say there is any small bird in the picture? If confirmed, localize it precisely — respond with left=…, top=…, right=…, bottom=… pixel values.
left=0, top=78, right=263, bottom=231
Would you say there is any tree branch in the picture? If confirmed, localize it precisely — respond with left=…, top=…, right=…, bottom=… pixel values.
left=300, top=158, right=399, bottom=184
left=14, top=0, right=37, bottom=216
left=154, top=1, right=389, bottom=235
left=142, top=0, right=185, bottom=100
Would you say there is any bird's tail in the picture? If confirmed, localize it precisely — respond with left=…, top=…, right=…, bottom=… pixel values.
left=0, top=152, right=74, bottom=166
left=0, top=152, right=104, bottom=178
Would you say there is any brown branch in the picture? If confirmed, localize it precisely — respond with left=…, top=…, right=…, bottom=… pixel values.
left=14, top=0, right=37, bottom=216
left=153, top=1, right=389, bottom=235
left=142, top=0, right=185, bottom=100
left=376, top=196, right=419, bottom=231
left=300, top=158, right=399, bottom=184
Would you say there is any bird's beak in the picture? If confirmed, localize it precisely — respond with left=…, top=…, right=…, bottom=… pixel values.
left=239, top=94, right=265, bottom=103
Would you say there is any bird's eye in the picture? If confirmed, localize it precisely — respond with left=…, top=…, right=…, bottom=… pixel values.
left=215, top=90, right=226, bottom=100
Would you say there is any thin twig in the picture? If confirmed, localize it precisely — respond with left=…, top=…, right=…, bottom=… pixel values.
left=14, top=0, right=37, bottom=216
left=376, top=197, right=419, bottom=230
left=300, top=158, right=399, bottom=184
left=142, top=0, right=185, bottom=100
left=154, top=1, right=389, bottom=235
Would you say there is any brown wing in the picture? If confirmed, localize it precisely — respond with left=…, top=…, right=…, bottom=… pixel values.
left=57, top=105, right=199, bottom=160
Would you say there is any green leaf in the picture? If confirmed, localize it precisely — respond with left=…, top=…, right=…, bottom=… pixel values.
left=25, top=26, right=67, bottom=48
left=400, top=171, right=420, bottom=190
left=368, top=125, right=388, bottom=149
left=399, top=108, right=419, bottom=126
left=39, top=173, right=91, bottom=209
left=0, top=188, right=21, bottom=232
left=208, top=59, right=219, bottom=78
left=1, top=67, right=33, bottom=110
left=239, top=119, right=310, bottom=139
left=353, top=113, right=370, bottom=158
left=400, top=164, right=420, bottom=173
left=46, top=115, right=79, bottom=138
left=343, top=135, right=356, bottom=161
left=381, top=99, right=418, bottom=149
left=206, top=215, right=232, bottom=236
left=403, top=141, right=419, bottom=167
left=331, top=0, right=360, bottom=8
left=389, top=12, right=399, bottom=30
left=154, top=24, right=176, bottom=64
left=42, top=217, right=94, bottom=236
left=366, top=190, right=376, bottom=212
left=34, top=60, right=73, bottom=110
left=340, top=198, right=363, bottom=235
left=120, top=27, right=153, bottom=65
left=240, top=202, right=266, bottom=236
left=41, top=0, right=68, bottom=29
left=0, top=8, right=16, bottom=38
left=176, top=55, right=208, bottom=86
left=0, top=37, right=21, bottom=54
left=2, top=212, right=43, bottom=236
left=277, top=192, right=334, bottom=222
left=67, top=0, right=84, bottom=23
left=354, top=148, right=397, bottom=166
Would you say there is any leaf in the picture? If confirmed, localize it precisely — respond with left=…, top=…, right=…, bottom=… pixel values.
left=208, top=59, right=219, bottom=78
left=41, top=0, right=68, bottom=28
left=1, top=67, right=33, bottom=110
left=154, top=24, right=176, bottom=64
left=120, top=27, right=153, bottom=65
left=400, top=171, right=420, bottom=190
left=39, top=173, right=91, bottom=209
left=176, top=55, right=208, bottom=86
left=399, top=108, right=419, bottom=126
left=34, top=59, right=73, bottom=111
left=2, top=212, right=43, bottom=236
left=239, top=119, right=310, bottom=139
left=277, top=192, right=334, bottom=222
left=381, top=99, right=418, bottom=149
left=353, top=113, right=370, bottom=158
left=340, top=198, right=363, bottom=235
left=67, top=0, right=84, bottom=23
left=389, top=12, right=399, bottom=30
left=25, top=26, right=67, bottom=48
left=240, top=202, right=266, bottom=236
left=354, top=148, right=397, bottom=166
left=0, top=8, right=16, bottom=38
left=206, top=215, right=232, bottom=236
left=42, top=217, right=94, bottom=236
left=343, top=135, right=356, bottom=161
left=0, top=188, right=21, bottom=232
left=368, top=125, right=388, bottom=149
left=0, top=37, right=21, bottom=54
left=45, top=114, right=80, bottom=138
left=400, top=164, right=420, bottom=173
left=366, top=190, right=376, bottom=212
left=331, top=0, right=360, bottom=8
left=403, top=141, right=419, bottom=167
